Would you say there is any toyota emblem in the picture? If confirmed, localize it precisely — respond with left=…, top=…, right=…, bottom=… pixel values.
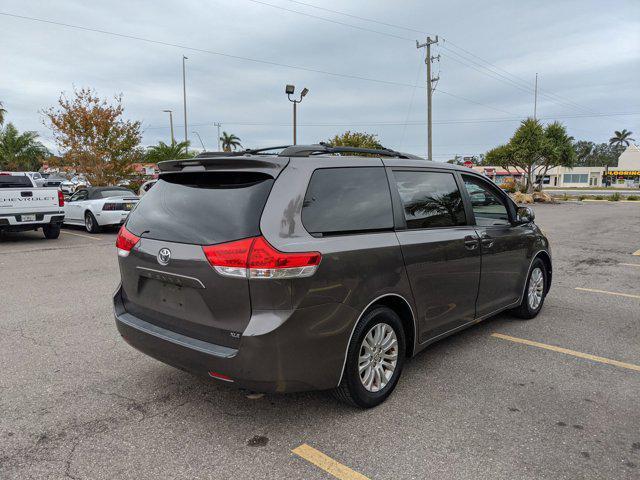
left=157, top=248, right=171, bottom=266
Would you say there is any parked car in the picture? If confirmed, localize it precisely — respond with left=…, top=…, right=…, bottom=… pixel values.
left=138, top=179, right=157, bottom=196
left=40, top=173, right=67, bottom=189
left=0, top=172, right=65, bottom=239
left=25, top=171, right=45, bottom=187
left=113, top=145, right=552, bottom=408
left=64, top=186, right=139, bottom=233
left=60, top=175, right=91, bottom=196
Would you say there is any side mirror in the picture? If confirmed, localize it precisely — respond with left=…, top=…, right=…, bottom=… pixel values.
left=516, top=206, right=535, bottom=224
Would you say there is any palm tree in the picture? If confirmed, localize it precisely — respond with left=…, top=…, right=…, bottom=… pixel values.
left=609, top=129, right=635, bottom=148
left=219, top=132, right=242, bottom=152
left=0, top=123, right=50, bottom=171
left=145, top=140, right=193, bottom=162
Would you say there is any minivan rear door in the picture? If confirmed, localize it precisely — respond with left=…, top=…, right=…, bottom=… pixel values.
left=120, top=163, right=285, bottom=348
left=388, top=167, right=481, bottom=343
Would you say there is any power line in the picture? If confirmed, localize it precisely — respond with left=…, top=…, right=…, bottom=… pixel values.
left=0, top=11, right=523, bottom=117
left=277, top=1, right=597, bottom=115
left=244, top=0, right=413, bottom=41
left=0, top=11, right=413, bottom=89
left=143, top=112, right=640, bottom=130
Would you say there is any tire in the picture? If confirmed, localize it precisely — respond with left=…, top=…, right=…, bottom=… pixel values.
left=42, top=224, right=61, bottom=239
left=512, top=258, right=548, bottom=319
left=333, top=306, right=406, bottom=408
left=84, top=212, right=101, bottom=233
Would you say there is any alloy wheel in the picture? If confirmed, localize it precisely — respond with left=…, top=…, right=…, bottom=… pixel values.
left=527, top=267, right=544, bottom=310
left=358, top=323, right=398, bottom=393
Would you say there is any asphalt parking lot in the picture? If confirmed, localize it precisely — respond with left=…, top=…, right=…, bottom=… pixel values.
left=1, top=203, right=639, bottom=480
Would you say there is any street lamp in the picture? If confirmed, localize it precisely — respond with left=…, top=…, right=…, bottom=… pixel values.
left=286, top=84, right=309, bottom=145
left=182, top=55, right=188, bottom=153
left=192, top=131, right=206, bottom=150
left=162, top=109, right=175, bottom=145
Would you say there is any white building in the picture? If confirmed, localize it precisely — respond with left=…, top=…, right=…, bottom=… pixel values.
left=473, top=144, right=640, bottom=189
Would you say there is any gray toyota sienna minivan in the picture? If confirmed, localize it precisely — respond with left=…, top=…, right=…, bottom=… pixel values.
left=114, top=144, right=551, bottom=408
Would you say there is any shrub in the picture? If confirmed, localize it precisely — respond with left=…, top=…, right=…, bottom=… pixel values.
left=561, top=193, right=569, bottom=201
left=626, top=195, right=638, bottom=201
left=578, top=195, right=587, bottom=201
left=609, top=192, right=621, bottom=202
left=594, top=195, right=604, bottom=200
left=502, top=177, right=517, bottom=193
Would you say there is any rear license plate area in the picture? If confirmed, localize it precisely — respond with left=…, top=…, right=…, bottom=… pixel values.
left=159, top=282, right=185, bottom=310
left=21, top=214, right=36, bottom=222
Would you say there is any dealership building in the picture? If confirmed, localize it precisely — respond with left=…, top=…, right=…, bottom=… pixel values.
left=472, top=144, right=640, bottom=188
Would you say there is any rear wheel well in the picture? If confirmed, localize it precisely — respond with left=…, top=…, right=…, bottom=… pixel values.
left=534, top=251, right=552, bottom=292
left=365, top=295, right=415, bottom=357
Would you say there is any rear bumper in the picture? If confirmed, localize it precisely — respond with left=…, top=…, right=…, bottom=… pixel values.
left=0, top=211, right=64, bottom=231
left=113, top=285, right=357, bottom=393
left=95, top=210, right=131, bottom=226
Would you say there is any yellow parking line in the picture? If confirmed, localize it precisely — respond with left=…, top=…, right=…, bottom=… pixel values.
left=61, top=230, right=103, bottom=241
left=292, top=444, right=370, bottom=480
left=633, top=249, right=640, bottom=256
left=491, top=333, right=640, bottom=372
left=575, top=287, right=640, bottom=300
left=620, top=263, right=640, bottom=267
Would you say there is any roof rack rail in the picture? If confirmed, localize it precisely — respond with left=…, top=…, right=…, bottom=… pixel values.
left=278, top=143, right=422, bottom=159
left=195, top=146, right=291, bottom=158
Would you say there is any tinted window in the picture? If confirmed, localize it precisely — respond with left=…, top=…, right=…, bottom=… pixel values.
left=0, top=175, right=33, bottom=188
left=462, top=175, right=510, bottom=226
left=393, top=171, right=466, bottom=229
left=126, top=171, right=274, bottom=245
left=302, top=167, right=393, bottom=235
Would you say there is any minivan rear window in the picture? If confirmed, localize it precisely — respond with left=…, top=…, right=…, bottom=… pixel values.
left=126, top=171, right=274, bottom=245
left=302, top=167, right=393, bottom=235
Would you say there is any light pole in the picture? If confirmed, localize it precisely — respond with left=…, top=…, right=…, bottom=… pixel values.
left=285, top=85, right=309, bottom=145
left=192, top=131, right=206, bottom=150
left=214, top=122, right=222, bottom=151
left=162, top=109, right=175, bottom=145
left=182, top=55, right=188, bottom=153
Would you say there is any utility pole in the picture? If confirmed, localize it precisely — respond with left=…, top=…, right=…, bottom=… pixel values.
left=416, top=36, right=439, bottom=160
left=162, top=109, right=175, bottom=145
left=182, top=55, right=188, bottom=153
left=214, top=122, right=222, bottom=151
left=533, top=73, right=538, bottom=120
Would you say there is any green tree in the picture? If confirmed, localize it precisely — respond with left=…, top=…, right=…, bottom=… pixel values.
left=219, top=132, right=242, bottom=152
left=609, top=129, right=635, bottom=148
left=145, top=140, right=193, bottom=163
left=326, top=131, right=384, bottom=150
left=0, top=123, right=50, bottom=171
left=573, top=141, right=621, bottom=167
left=44, top=88, right=143, bottom=186
left=0, top=101, right=6, bottom=126
left=485, top=118, right=575, bottom=192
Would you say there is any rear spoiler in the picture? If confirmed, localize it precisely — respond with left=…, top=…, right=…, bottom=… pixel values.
left=158, top=156, right=290, bottom=176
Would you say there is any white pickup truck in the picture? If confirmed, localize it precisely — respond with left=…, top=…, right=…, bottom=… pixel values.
left=0, top=172, right=65, bottom=239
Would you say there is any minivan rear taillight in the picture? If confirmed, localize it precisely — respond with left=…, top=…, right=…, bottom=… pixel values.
left=116, top=225, right=140, bottom=257
left=58, top=190, right=65, bottom=207
left=203, top=236, right=321, bottom=279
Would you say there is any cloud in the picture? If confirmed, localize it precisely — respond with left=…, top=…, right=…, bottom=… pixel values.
left=1, top=0, right=638, bottom=159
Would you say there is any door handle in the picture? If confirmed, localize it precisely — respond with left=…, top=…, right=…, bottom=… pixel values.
left=480, top=234, right=494, bottom=249
left=464, top=235, right=480, bottom=251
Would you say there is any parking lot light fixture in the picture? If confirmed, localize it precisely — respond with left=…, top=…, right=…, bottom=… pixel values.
left=286, top=85, right=309, bottom=145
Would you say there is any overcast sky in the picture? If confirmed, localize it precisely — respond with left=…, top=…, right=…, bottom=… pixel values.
left=1, top=0, right=639, bottom=160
